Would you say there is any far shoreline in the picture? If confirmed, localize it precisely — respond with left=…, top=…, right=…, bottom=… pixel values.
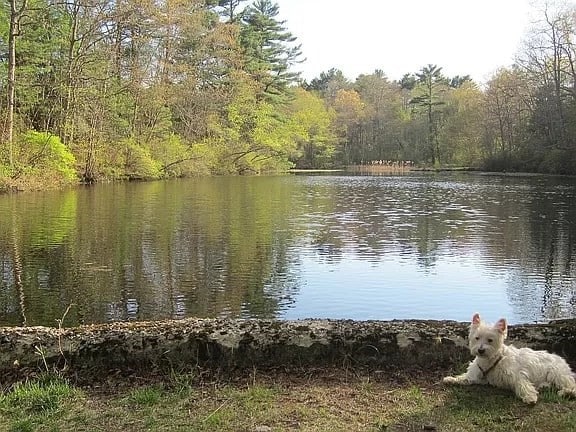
left=3, top=167, right=575, bottom=195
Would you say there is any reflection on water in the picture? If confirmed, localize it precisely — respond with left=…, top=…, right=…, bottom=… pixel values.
left=0, top=173, right=575, bottom=326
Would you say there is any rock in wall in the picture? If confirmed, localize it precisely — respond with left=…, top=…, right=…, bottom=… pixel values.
left=0, top=318, right=575, bottom=382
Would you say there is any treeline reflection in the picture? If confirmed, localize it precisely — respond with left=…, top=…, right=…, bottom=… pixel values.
left=0, top=174, right=575, bottom=326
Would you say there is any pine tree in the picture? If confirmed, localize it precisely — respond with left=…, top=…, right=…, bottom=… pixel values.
left=239, top=0, right=302, bottom=104
left=216, top=0, right=249, bottom=22
left=410, top=64, right=447, bottom=165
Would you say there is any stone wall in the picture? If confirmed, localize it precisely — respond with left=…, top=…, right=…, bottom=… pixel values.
left=1, top=318, right=575, bottom=382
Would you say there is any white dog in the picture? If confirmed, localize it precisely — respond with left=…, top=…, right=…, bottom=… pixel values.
left=443, top=313, right=576, bottom=403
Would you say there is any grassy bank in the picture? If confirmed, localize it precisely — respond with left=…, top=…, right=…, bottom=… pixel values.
left=1, top=370, right=575, bottom=432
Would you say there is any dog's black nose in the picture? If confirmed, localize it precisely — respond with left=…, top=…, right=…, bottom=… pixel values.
left=478, top=348, right=485, bottom=355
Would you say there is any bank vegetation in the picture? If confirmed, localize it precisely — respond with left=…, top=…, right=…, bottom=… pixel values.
left=1, top=0, right=576, bottom=192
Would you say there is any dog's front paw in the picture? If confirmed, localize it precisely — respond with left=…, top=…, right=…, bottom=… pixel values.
left=514, top=381, right=539, bottom=404
left=520, top=394, right=538, bottom=404
left=443, top=376, right=466, bottom=385
left=516, top=387, right=538, bottom=404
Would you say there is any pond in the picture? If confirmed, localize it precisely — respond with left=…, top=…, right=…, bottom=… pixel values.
left=1, top=173, right=575, bottom=327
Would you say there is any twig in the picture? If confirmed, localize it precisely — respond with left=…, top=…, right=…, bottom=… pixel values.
left=55, top=304, right=75, bottom=371
left=202, top=399, right=230, bottom=423
left=34, top=344, right=49, bottom=372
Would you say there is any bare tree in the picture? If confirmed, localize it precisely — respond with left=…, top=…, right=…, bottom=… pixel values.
left=517, top=2, right=576, bottom=148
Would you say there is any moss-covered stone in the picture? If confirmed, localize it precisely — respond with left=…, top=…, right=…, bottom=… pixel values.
left=0, top=318, right=574, bottom=383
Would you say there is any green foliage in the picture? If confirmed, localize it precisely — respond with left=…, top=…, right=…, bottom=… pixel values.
left=306, top=68, right=352, bottom=101
left=239, top=0, right=303, bottom=103
left=288, top=87, right=337, bottom=168
left=0, top=171, right=10, bottom=192
left=399, top=73, right=417, bottom=90
left=10, top=131, right=77, bottom=186
left=216, top=0, right=250, bottom=22
left=439, top=82, right=485, bottom=167
left=121, top=139, right=162, bottom=180
left=3, top=0, right=576, bottom=187
left=449, top=75, right=472, bottom=88
left=97, top=141, right=136, bottom=181
left=152, top=134, right=209, bottom=177
left=7, top=0, right=70, bottom=131
left=354, top=71, right=406, bottom=163
left=204, top=74, right=297, bottom=173
left=410, top=64, right=448, bottom=165
left=482, top=148, right=543, bottom=173
left=538, top=149, right=576, bottom=175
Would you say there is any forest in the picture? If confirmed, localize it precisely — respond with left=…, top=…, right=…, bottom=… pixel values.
left=1, top=0, right=576, bottom=191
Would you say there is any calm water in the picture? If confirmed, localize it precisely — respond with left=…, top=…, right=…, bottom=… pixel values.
left=1, top=173, right=575, bottom=327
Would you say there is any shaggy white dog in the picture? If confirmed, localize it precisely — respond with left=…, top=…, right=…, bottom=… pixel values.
left=443, top=313, right=576, bottom=403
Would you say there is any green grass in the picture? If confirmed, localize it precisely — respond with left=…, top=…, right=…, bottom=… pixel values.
left=0, top=372, right=575, bottom=431
left=0, top=376, right=80, bottom=415
left=0, top=376, right=85, bottom=432
left=127, top=386, right=163, bottom=406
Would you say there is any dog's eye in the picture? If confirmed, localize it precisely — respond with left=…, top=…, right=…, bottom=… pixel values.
left=488, top=338, right=493, bottom=343
left=475, top=336, right=480, bottom=340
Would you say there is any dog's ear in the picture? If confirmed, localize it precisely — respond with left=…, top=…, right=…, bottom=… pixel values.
left=495, top=318, right=507, bottom=334
left=472, top=313, right=481, bottom=325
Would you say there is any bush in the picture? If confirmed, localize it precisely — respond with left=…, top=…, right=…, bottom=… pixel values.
left=150, top=134, right=209, bottom=177
left=482, top=149, right=545, bottom=173
left=538, top=149, right=576, bottom=175
left=482, top=154, right=515, bottom=172
left=11, top=131, right=78, bottom=188
left=121, top=138, right=162, bottom=179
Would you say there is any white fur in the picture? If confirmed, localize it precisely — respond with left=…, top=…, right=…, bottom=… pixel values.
left=443, top=313, right=576, bottom=403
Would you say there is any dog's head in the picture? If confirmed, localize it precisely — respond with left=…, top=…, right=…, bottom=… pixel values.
left=468, top=313, right=507, bottom=359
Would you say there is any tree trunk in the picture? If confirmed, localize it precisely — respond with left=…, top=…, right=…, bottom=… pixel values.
left=62, top=2, right=80, bottom=147
left=5, top=0, right=27, bottom=169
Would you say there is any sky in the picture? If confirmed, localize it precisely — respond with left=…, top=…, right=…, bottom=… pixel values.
left=273, top=0, right=554, bottom=84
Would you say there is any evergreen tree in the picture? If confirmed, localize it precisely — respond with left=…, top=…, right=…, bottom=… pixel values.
left=216, top=0, right=249, bottom=22
left=306, top=68, right=351, bottom=102
left=449, top=75, right=472, bottom=88
left=399, top=73, right=417, bottom=91
left=239, top=0, right=302, bottom=103
left=410, top=64, right=447, bottom=165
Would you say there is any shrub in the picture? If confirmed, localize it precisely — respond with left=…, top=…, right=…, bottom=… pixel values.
left=538, top=149, right=576, bottom=175
left=121, top=138, right=162, bottom=179
left=11, top=131, right=78, bottom=188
